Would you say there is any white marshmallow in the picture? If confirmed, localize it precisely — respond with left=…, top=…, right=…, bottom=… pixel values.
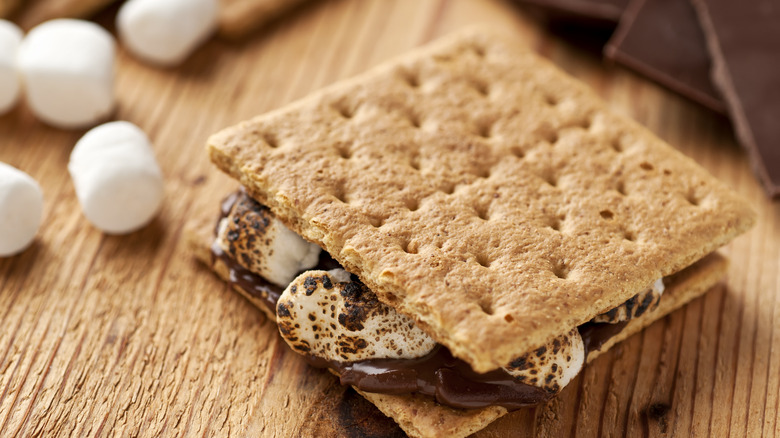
left=0, top=163, right=43, bottom=257
left=117, top=0, right=218, bottom=67
left=68, top=121, right=164, bottom=234
left=216, top=192, right=321, bottom=287
left=277, top=269, right=437, bottom=362
left=18, top=19, right=116, bottom=129
left=503, top=328, right=585, bottom=393
left=0, top=20, right=23, bottom=115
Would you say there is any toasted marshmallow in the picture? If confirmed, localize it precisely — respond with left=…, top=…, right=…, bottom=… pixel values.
left=216, top=192, right=320, bottom=287
left=592, top=278, right=664, bottom=324
left=117, top=0, right=218, bottom=67
left=0, top=20, right=22, bottom=115
left=503, top=328, right=585, bottom=393
left=18, top=19, right=115, bottom=129
left=68, top=121, right=164, bottom=234
left=0, top=163, right=43, bottom=257
left=277, top=269, right=437, bottom=362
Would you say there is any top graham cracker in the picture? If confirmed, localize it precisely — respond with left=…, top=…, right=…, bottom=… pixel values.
left=207, top=26, right=755, bottom=373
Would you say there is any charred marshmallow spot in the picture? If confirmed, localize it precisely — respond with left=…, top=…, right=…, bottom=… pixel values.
left=276, top=269, right=437, bottom=362
left=215, top=193, right=321, bottom=287
left=592, top=278, right=664, bottom=324
left=503, top=328, right=584, bottom=393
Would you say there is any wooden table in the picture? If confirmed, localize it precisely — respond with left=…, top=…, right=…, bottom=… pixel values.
left=0, top=0, right=776, bottom=436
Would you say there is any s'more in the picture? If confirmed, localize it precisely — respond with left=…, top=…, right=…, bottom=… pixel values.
left=188, top=26, right=755, bottom=437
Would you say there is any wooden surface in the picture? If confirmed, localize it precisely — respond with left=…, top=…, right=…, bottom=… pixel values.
left=0, top=0, right=777, bottom=436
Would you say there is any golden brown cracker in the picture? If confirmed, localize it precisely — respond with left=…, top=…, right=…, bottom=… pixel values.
left=207, top=26, right=755, bottom=373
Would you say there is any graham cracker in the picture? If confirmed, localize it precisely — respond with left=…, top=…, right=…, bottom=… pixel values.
left=186, top=214, right=728, bottom=438
left=218, top=0, right=316, bottom=41
left=15, top=0, right=115, bottom=30
left=207, top=26, right=754, bottom=373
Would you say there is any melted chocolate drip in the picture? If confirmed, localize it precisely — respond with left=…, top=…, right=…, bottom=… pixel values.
left=211, top=190, right=629, bottom=411
left=307, top=346, right=552, bottom=410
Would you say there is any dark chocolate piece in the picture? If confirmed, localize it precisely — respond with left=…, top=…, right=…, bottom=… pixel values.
left=690, top=0, right=780, bottom=198
left=605, top=0, right=726, bottom=113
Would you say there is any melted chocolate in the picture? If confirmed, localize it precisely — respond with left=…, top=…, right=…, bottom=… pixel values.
left=308, top=346, right=552, bottom=410
left=211, top=190, right=631, bottom=411
left=579, top=321, right=628, bottom=352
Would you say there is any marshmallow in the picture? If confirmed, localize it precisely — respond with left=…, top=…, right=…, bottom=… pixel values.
left=0, top=20, right=22, bottom=115
left=503, top=328, right=585, bottom=393
left=277, top=269, right=437, bottom=362
left=0, top=163, right=43, bottom=257
left=18, top=19, right=115, bottom=129
left=68, top=121, right=164, bottom=234
left=117, top=0, right=218, bottom=67
left=216, top=192, right=321, bottom=287
left=591, top=278, right=664, bottom=324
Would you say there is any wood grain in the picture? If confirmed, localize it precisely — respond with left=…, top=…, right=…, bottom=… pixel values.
left=0, top=0, right=776, bottom=437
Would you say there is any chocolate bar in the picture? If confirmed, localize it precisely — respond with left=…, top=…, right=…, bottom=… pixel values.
left=605, top=0, right=726, bottom=113
left=691, top=0, right=780, bottom=197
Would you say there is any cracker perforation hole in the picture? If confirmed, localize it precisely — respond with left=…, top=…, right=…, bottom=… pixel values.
left=685, top=190, right=702, bottom=207
left=333, top=182, right=349, bottom=204
left=615, top=180, right=627, bottom=196
left=541, top=170, right=558, bottom=187
left=639, top=162, right=654, bottom=171
left=368, top=215, right=387, bottom=228
left=663, top=169, right=672, bottom=176
left=400, top=69, right=420, bottom=88
left=336, top=143, right=353, bottom=159
left=475, top=253, right=492, bottom=268
left=580, top=117, right=592, bottom=130
left=544, top=94, right=559, bottom=106
left=551, top=260, right=569, bottom=280
left=611, top=137, right=624, bottom=152
left=548, top=214, right=565, bottom=231
left=406, top=198, right=420, bottom=212
left=503, top=314, right=514, bottom=323
left=475, top=204, right=490, bottom=221
left=599, top=210, right=614, bottom=220
left=510, top=146, right=525, bottom=158
left=263, top=132, right=279, bottom=148
left=333, top=102, right=357, bottom=119
left=470, top=79, right=489, bottom=96
left=470, top=44, right=486, bottom=58
left=478, top=299, right=494, bottom=315
left=475, top=120, right=493, bottom=138
left=407, top=112, right=422, bottom=128
left=474, top=167, right=491, bottom=179
left=399, top=238, right=417, bottom=254
left=623, top=228, right=637, bottom=242
left=439, top=181, right=456, bottom=195
left=409, top=154, right=421, bottom=170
